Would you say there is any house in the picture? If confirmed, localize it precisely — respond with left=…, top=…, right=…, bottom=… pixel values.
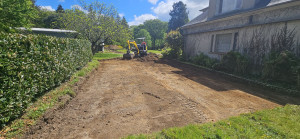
left=181, top=0, right=300, bottom=60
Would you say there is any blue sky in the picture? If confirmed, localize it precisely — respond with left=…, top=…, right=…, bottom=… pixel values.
left=37, top=0, right=209, bottom=26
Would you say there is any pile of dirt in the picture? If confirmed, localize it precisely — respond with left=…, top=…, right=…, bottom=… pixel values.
left=136, top=53, right=160, bottom=62
left=105, top=45, right=122, bottom=50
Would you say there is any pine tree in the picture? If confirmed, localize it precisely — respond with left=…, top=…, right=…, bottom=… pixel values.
left=56, top=4, right=64, bottom=13
left=121, top=17, right=129, bottom=29
left=168, top=1, right=189, bottom=32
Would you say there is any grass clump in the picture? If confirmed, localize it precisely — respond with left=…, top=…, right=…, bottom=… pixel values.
left=124, top=105, right=300, bottom=139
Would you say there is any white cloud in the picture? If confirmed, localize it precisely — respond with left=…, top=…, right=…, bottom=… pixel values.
left=151, top=0, right=209, bottom=21
left=71, top=5, right=88, bottom=13
left=119, top=13, right=125, bottom=18
left=148, top=0, right=159, bottom=5
left=39, top=6, right=55, bottom=11
left=128, top=14, right=158, bottom=26
left=59, top=0, right=65, bottom=2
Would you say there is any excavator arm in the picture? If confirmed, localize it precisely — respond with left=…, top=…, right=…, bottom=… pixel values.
left=127, top=40, right=140, bottom=54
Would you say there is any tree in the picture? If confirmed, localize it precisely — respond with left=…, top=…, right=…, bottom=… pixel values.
left=136, top=29, right=152, bottom=48
left=168, top=1, right=189, bottom=32
left=132, top=24, right=145, bottom=39
left=0, top=0, right=36, bottom=32
left=60, top=0, right=125, bottom=54
left=56, top=4, right=65, bottom=13
left=144, top=19, right=167, bottom=49
left=121, top=17, right=129, bottom=29
left=164, top=30, right=183, bottom=58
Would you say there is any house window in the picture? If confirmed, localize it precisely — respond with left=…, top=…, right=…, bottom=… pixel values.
left=214, top=33, right=232, bottom=53
left=219, top=0, right=242, bottom=14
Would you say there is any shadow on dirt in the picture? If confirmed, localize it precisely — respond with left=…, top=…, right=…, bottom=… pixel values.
left=156, top=59, right=300, bottom=106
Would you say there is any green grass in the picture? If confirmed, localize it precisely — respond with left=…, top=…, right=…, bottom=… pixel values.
left=93, top=52, right=123, bottom=60
left=148, top=50, right=164, bottom=54
left=116, top=49, right=127, bottom=53
left=124, top=105, right=300, bottom=139
left=0, top=52, right=122, bottom=138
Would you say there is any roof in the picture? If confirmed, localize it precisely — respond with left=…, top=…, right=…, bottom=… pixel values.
left=182, top=0, right=296, bottom=28
left=18, top=27, right=77, bottom=33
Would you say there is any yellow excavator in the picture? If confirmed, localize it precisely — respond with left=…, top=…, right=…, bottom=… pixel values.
left=123, top=38, right=148, bottom=59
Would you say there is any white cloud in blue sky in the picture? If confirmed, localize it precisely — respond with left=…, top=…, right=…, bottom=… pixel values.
left=71, top=5, right=88, bottom=13
left=128, top=14, right=158, bottom=26
left=39, top=6, right=55, bottom=11
left=148, top=0, right=159, bottom=5
left=152, top=0, right=209, bottom=21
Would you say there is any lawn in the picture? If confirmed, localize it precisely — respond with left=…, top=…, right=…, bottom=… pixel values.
left=93, top=52, right=123, bottom=60
left=125, top=105, right=300, bottom=139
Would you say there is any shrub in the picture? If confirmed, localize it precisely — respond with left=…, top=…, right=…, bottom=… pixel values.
left=191, top=53, right=219, bottom=68
left=262, top=51, right=299, bottom=85
left=215, top=51, right=249, bottom=74
left=164, top=30, right=183, bottom=59
left=0, top=33, right=92, bottom=128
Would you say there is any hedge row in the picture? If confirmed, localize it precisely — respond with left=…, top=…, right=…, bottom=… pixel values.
left=0, top=33, right=93, bottom=127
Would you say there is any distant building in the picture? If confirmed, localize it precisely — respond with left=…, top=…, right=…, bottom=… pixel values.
left=18, top=27, right=78, bottom=38
left=182, top=0, right=300, bottom=59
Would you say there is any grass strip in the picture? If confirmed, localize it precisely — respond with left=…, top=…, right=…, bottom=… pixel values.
left=0, top=52, right=121, bottom=138
left=125, top=105, right=300, bottom=139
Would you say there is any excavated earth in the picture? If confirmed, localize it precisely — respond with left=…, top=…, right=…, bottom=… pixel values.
left=24, top=54, right=300, bottom=139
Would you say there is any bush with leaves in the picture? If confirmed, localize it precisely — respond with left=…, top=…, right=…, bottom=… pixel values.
left=163, top=30, right=183, bottom=58
left=263, top=51, right=299, bottom=86
left=214, top=51, right=249, bottom=74
left=0, top=33, right=92, bottom=128
left=191, top=53, right=219, bottom=68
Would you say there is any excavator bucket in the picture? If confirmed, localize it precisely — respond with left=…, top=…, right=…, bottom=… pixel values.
left=123, top=53, right=134, bottom=59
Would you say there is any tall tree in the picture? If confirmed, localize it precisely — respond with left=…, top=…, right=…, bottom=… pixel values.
left=136, top=29, right=152, bottom=48
left=144, top=19, right=167, bottom=49
left=0, top=0, right=36, bottom=32
left=56, top=4, right=65, bottom=13
left=121, top=17, right=129, bottom=29
left=168, top=1, right=189, bottom=32
left=60, top=0, right=124, bottom=54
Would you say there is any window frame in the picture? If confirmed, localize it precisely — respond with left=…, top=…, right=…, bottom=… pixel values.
left=210, top=33, right=235, bottom=54
left=217, top=0, right=243, bottom=14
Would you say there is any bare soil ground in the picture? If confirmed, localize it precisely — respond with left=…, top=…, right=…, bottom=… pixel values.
left=24, top=54, right=300, bottom=139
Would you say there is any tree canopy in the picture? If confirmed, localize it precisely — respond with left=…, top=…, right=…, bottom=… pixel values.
left=144, top=19, right=167, bottom=49
left=0, top=0, right=36, bottom=32
left=168, top=1, right=189, bottom=32
left=56, top=4, right=65, bottom=13
left=136, top=29, right=152, bottom=48
left=59, top=0, right=129, bottom=54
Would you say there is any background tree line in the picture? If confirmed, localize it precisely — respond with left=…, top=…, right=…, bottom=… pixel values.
left=0, top=0, right=189, bottom=52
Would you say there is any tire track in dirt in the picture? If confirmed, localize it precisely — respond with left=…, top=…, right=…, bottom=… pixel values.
left=24, top=58, right=300, bottom=139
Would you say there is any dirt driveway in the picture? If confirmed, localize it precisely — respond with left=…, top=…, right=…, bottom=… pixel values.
left=25, top=57, right=300, bottom=139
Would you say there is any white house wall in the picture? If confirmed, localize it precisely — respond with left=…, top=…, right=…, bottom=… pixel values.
left=183, top=1, right=300, bottom=59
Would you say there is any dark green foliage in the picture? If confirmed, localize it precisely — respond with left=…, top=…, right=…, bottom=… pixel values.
left=0, top=0, right=37, bottom=32
left=191, top=53, right=219, bottom=68
left=163, top=30, right=183, bottom=58
left=56, top=4, right=65, bottom=13
left=168, top=1, right=189, bottom=32
left=215, top=51, right=249, bottom=74
left=144, top=19, right=168, bottom=49
left=0, top=33, right=92, bottom=128
left=263, top=51, right=300, bottom=86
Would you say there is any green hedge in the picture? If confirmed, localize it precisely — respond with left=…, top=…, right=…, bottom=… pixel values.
left=0, top=33, right=93, bottom=128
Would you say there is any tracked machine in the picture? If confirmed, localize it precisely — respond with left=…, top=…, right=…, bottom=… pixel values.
left=123, top=38, right=148, bottom=59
